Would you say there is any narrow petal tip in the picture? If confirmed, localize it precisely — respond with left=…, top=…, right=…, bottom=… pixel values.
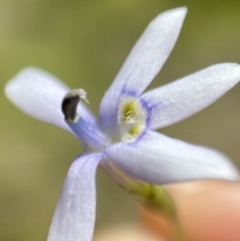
left=5, top=67, right=68, bottom=105
left=4, top=67, right=72, bottom=131
left=149, top=7, right=187, bottom=29
left=226, top=62, right=240, bottom=75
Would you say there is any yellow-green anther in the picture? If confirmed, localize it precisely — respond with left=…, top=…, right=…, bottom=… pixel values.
left=118, top=97, right=147, bottom=142
left=122, top=102, right=136, bottom=124
left=62, top=89, right=88, bottom=122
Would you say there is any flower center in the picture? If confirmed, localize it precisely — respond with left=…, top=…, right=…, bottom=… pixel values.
left=118, top=95, right=147, bottom=143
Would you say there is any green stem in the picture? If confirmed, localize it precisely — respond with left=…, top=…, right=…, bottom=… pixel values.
left=122, top=183, right=185, bottom=241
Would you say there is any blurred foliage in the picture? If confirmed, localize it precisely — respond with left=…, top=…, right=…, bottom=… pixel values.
left=1, top=0, right=240, bottom=240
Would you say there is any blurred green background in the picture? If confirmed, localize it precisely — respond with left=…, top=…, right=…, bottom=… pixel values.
left=1, top=0, right=240, bottom=240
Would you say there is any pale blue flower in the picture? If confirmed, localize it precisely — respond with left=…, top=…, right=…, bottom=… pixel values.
left=5, top=7, right=240, bottom=241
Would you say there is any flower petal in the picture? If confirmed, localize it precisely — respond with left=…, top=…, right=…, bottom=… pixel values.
left=47, top=153, right=102, bottom=241
left=99, top=7, right=187, bottom=131
left=105, top=130, right=239, bottom=184
left=5, top=67, right=96, bottom=132
left=141, top=63, right=240, bottom=129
